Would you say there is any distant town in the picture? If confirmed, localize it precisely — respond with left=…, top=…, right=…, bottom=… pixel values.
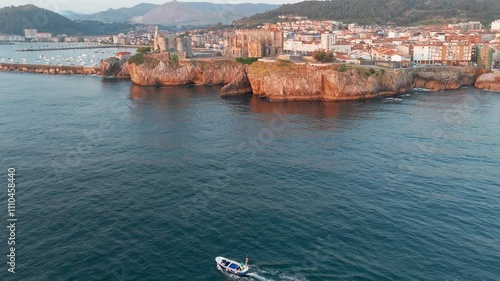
left=1, top=17, right=499, bottom=69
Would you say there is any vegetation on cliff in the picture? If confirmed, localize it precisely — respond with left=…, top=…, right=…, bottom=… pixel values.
left=136, top=47, right=152, bottom=54
left=312, top=50, right=335, bottom=63
left=128, top=54, right=145, bottom=65
left=236, top=57, right=259, bottom=65
left=235, top=0, right=500, bottom=26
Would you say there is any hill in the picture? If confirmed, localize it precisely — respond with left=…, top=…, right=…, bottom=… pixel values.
left=0, top=5, right=137, bottom=36
left=135, top=1, right=279, bottom=26
left=0, top=4, right=79, bottom=35
left=235, top=0, right=500, bottom=26
left=62, top=3, right=159, bottom=23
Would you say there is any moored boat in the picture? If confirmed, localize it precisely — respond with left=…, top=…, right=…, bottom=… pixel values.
left=215, top=256, right=249, bottom=276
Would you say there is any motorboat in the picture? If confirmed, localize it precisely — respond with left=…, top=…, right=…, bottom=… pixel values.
left=215, top=256, right=249, bottom=276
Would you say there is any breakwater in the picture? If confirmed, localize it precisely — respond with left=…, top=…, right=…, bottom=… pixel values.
left=0, top=63, right=100, bottom=75
left=15, top=45, right=143, bottom=52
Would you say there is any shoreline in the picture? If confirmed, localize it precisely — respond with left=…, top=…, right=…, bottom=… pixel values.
left=2, top=57, right=499, bottom=100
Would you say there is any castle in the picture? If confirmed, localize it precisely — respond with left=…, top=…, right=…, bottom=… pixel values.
left=153, top=26, right=193, bottom=58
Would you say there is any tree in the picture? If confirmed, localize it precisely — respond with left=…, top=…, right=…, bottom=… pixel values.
left=312, top=49, right=335, bottom=63
left=137, top=47, right=152, bottom=54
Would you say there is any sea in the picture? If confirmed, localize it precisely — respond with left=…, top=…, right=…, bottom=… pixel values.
left=0, top=46, right=499, bottom=280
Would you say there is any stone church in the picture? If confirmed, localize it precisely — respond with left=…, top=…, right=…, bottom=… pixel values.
left=225, top=24, right=283, bottom=58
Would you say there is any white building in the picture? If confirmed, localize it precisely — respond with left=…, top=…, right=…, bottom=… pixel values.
left=0, top=35, right=25, bottom=42
left=320, top=33, right=336, bottom=51
left=330, top=44, right=351, bottom=53
left=413, top=45, right=439, bottom=63
left=36, top=32, right=52, bottom=39
left=284, top=40, right=320, bottom=53
left=492, top=20, right=500, bottom=31
left=388, top=32, right=400, bottom=39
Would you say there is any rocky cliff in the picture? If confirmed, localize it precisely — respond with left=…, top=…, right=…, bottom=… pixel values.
left=102, top=55, right=492, bottom=100
left=240, top=61, right=486, bottom=101
left=475, top=71, right=500, bottom=91
left=100, top=57, right=130, bottom=79
left=127, top=56, right=249, bottom=89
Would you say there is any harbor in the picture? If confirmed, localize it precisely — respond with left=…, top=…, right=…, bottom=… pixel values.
left=0, top=43, right=136, bottom=67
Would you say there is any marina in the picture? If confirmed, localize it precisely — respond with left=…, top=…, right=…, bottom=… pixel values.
left=0, top=43, right=136, bottom=67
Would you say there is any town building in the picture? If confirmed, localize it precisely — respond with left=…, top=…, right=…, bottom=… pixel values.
left=492, top=20, right=500, bottom=31
left=0, top=35, right=25, bottom=42
left=413, top=43, right=472, bottom=66
left=320, top=33, right=336, bottom=51
left=225, top=24, right=283, bottom=58
left=24, top=29, right=37, bottom=39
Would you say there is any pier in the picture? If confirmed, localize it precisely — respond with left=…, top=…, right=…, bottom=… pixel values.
left=0, top=63, right=101, bottom=75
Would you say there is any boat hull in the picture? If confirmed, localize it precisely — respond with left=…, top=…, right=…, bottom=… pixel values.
left=215, top=256, right=249, bottom=276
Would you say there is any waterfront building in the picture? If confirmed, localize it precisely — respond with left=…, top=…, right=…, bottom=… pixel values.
left=413, top=43, right=472, bottom=66
left=115, top=52, right=132, bottom=60
left=24, top=29, right=37, bottom=39
left=0, top=35, right=25, bottom=42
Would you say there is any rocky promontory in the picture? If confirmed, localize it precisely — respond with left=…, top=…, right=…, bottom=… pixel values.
left=475, top=71, right=500, bottom=91
left=126, top=55, right=250, bottom=92
left=100, top=54, right=496, bottom=101
left=241, top=61, right=486, bottom=101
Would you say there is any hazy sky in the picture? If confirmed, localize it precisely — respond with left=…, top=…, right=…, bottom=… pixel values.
left=1, top=0, right=297, bottom=13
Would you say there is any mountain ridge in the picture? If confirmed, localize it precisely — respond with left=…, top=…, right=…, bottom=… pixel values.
left=135, top=1, right=280, bottom=26
left=61, top=3, right=159, bottom=23
left=235, top=0, right=500, bottom=26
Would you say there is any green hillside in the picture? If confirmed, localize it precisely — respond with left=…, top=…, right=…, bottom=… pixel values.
left=0, top=5, right=135, bottom=36
left=0, top=4, right=79, bottom=35
left=235, top=0, right=500, bottom=26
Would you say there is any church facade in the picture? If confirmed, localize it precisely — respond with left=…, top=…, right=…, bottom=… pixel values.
left=225, top=24, right=283, bottom=58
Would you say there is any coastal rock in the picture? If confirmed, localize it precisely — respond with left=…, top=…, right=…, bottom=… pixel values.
left=220, top=66, right=252, bottom=96
left=112, top=54, right=489, bottom=101
left=100, top=57, right=130, bottom=79
left=412, top=67, right=484, bottom=91
left=474, top=71, right=500, bottom=91
left=128, top=55, right=246, bottom=87
left=245, top=61, right=485, bottom=101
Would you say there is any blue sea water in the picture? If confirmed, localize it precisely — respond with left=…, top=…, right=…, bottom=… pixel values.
left=0, top=72, right=499, bottom=281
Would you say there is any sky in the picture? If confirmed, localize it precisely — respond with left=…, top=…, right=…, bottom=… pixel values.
left=0, top=0, right=298, bottom=14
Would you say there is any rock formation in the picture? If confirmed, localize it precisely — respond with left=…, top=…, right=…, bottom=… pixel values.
left=475, top=71, right=500, bottom=91
left=100, top=57, right=130, bottom=79
left=100, top=55, right=493, bottom=101
left=127, top=55, right=248, bottom=88
left=241, top=61, right=486, bottom=101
